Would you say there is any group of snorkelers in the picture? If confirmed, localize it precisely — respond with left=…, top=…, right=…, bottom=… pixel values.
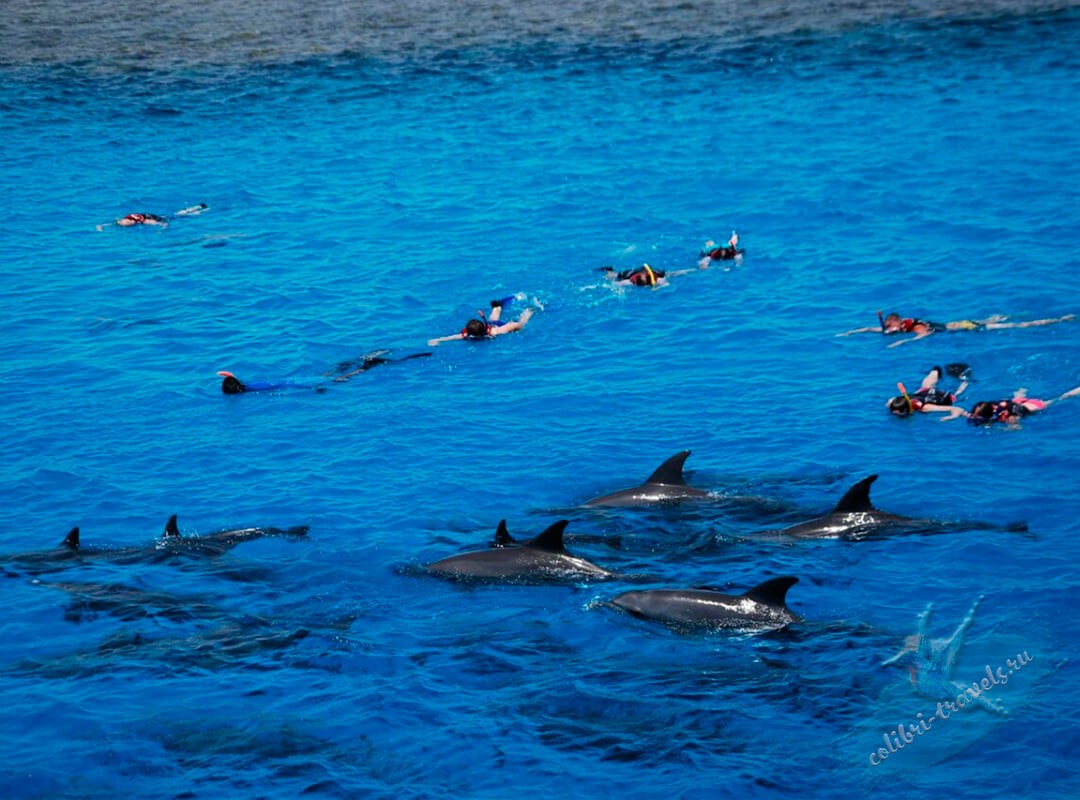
left=102, top=209, right=1075, bottom=422
left=208, top=233, right=741, bottom=392
left=422, top=234, right=739, bottom=346
left=598, top=232, right=743, bottom=287
left=883, top=363, right=1080, bottom=425
left=839, top=310, right=1079, bottom=426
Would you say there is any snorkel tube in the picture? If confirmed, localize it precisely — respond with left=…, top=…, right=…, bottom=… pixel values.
left=642, top=263, right=657, bottom=286
left=896, top=381, right=914, bottom=414
left=877, top=310, right=886, bottom=332
left=217, top=370, right=246, bottom=394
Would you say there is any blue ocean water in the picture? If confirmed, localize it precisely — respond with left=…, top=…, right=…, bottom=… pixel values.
left=2, top=2, right=1080, bottom=797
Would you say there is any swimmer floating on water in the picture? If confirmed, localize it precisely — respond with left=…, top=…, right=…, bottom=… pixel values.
left=325, top=349, right=432, bottom=381
left=427, top=295, right=535, bottom=346
left=699, top=231, right=743, bottom=263
left=599, top=261, right=708, bottom=288
left=840, top=310, right=1075, bottom=348
left=97, top=203, right=208, bottom=231
left=887, top=364, right=972, bottom=419
left=218, top=372, right=312, bottom=395
left=963, top=385, right=1080, bottom=426
left=219, top=349, right=432, bottom=394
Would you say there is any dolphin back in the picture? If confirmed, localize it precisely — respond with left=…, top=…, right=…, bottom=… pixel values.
left=491, top=519, right=516, bottom=548
left=610, top=577, right=801, bottom=631
left=743, top=576, right=799, bottom=609
left=526, top=520, right=569, bottom=553
left=832, top=475, right=878, bottom=513
left=163, top=514, right=181, bottom=538
left=645, top=450, right=692, bottom=485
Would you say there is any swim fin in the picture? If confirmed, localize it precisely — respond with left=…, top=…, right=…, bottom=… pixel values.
left=946, top=362, right=972, bottom=380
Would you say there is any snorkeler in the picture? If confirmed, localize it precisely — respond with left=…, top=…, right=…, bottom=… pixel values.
left=839, top=311, right=1075, bottom=348
left=326, top=350, right=432, bottom=381
left=699, top=231, right=743, bottom=262
left=218, top=371, right=311, bottom=395
left=964, top=385, right=1080, bottom=426
left=219, top=350, right=432, bottom=394
left=887, top=364, right=971, bottom=419
left=600, top=264, right=668, bottom=287
left=97, top=203, right=208, bottom=230
left=427, top=296, right=535, bottom=346
left=599, top=261, right=708, bottom=288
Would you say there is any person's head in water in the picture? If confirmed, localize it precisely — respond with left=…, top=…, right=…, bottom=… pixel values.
left=221, top=375, right=246, bottom=394
left=463, top=319, right=489, bottom=339
left=968, top=401, right=999, bottom=425
left=882, top=313, right=904, bottom=333
left=887, top=395, right=915, bottom=417
left=629, top=264, right=662, bottom=286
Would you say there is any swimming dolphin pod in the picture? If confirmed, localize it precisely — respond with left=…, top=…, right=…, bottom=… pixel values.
left=427, top=519, right=618, bottom=583
left=610, top=576, right=801, bottom=632
left=3, top=517, right=309, bottom=573
left=38, top=579, right=226, bottom=623
left=585, top=450, right=710, bottom=507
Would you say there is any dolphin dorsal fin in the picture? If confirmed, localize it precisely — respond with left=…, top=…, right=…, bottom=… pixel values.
left=164, top=515, right=181, bottom=538
left=527, top=520, right=569, bottom=553
left=743, top=576, right=799, bottom=607
left=645, top=450, right=692, bottom=486
left=493, top=519, right=517, bottom=548
left=62, top=526, right=80, bottom=550
left=833, top=475, right=878, bottom=513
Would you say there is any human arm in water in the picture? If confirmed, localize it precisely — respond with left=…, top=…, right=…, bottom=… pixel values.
left=427, top=332, right=467, bottom=346
left=930, top=405, right=968, bottom=420
left=925, top=366, right=970, bottom=418
left=427, top=304, right=534, bottom=346
left=887, top=329, right=934, bottom=348
left=837, top=325, right=885, bottom=337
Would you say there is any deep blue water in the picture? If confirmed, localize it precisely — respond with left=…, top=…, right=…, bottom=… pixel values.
left=2, top=2, right=1080, bottom=798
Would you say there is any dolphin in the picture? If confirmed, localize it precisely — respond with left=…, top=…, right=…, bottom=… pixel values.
left=763, top=475, right=919, bottom=540
left=757, top=475, right=1029, bottom=541
left=157, top=514, right=309, bottom=556
left=0, top=527, right=85, bottom=573
left=585, top=450, right=710, bottom=507
left=13, top=618, right=312, bottom=680
left=427, top=520, right=618, bottom=583
left=610, top=576, right=801, bottom=632
left=3, top=517, right=308, bottom=573
left=37, top=579, right=226, bottom=623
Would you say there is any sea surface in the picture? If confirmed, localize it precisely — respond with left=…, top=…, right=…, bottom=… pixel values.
left=2, top=1, right=1079, bottom=798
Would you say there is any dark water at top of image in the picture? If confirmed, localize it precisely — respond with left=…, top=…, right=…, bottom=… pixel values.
left=3, top=0, right=1078, bottom=71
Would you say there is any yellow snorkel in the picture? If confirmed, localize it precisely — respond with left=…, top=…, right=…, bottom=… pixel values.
left=642, top=263, right=657, bottom=286
left=897, top=382, right=914, bottom=414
